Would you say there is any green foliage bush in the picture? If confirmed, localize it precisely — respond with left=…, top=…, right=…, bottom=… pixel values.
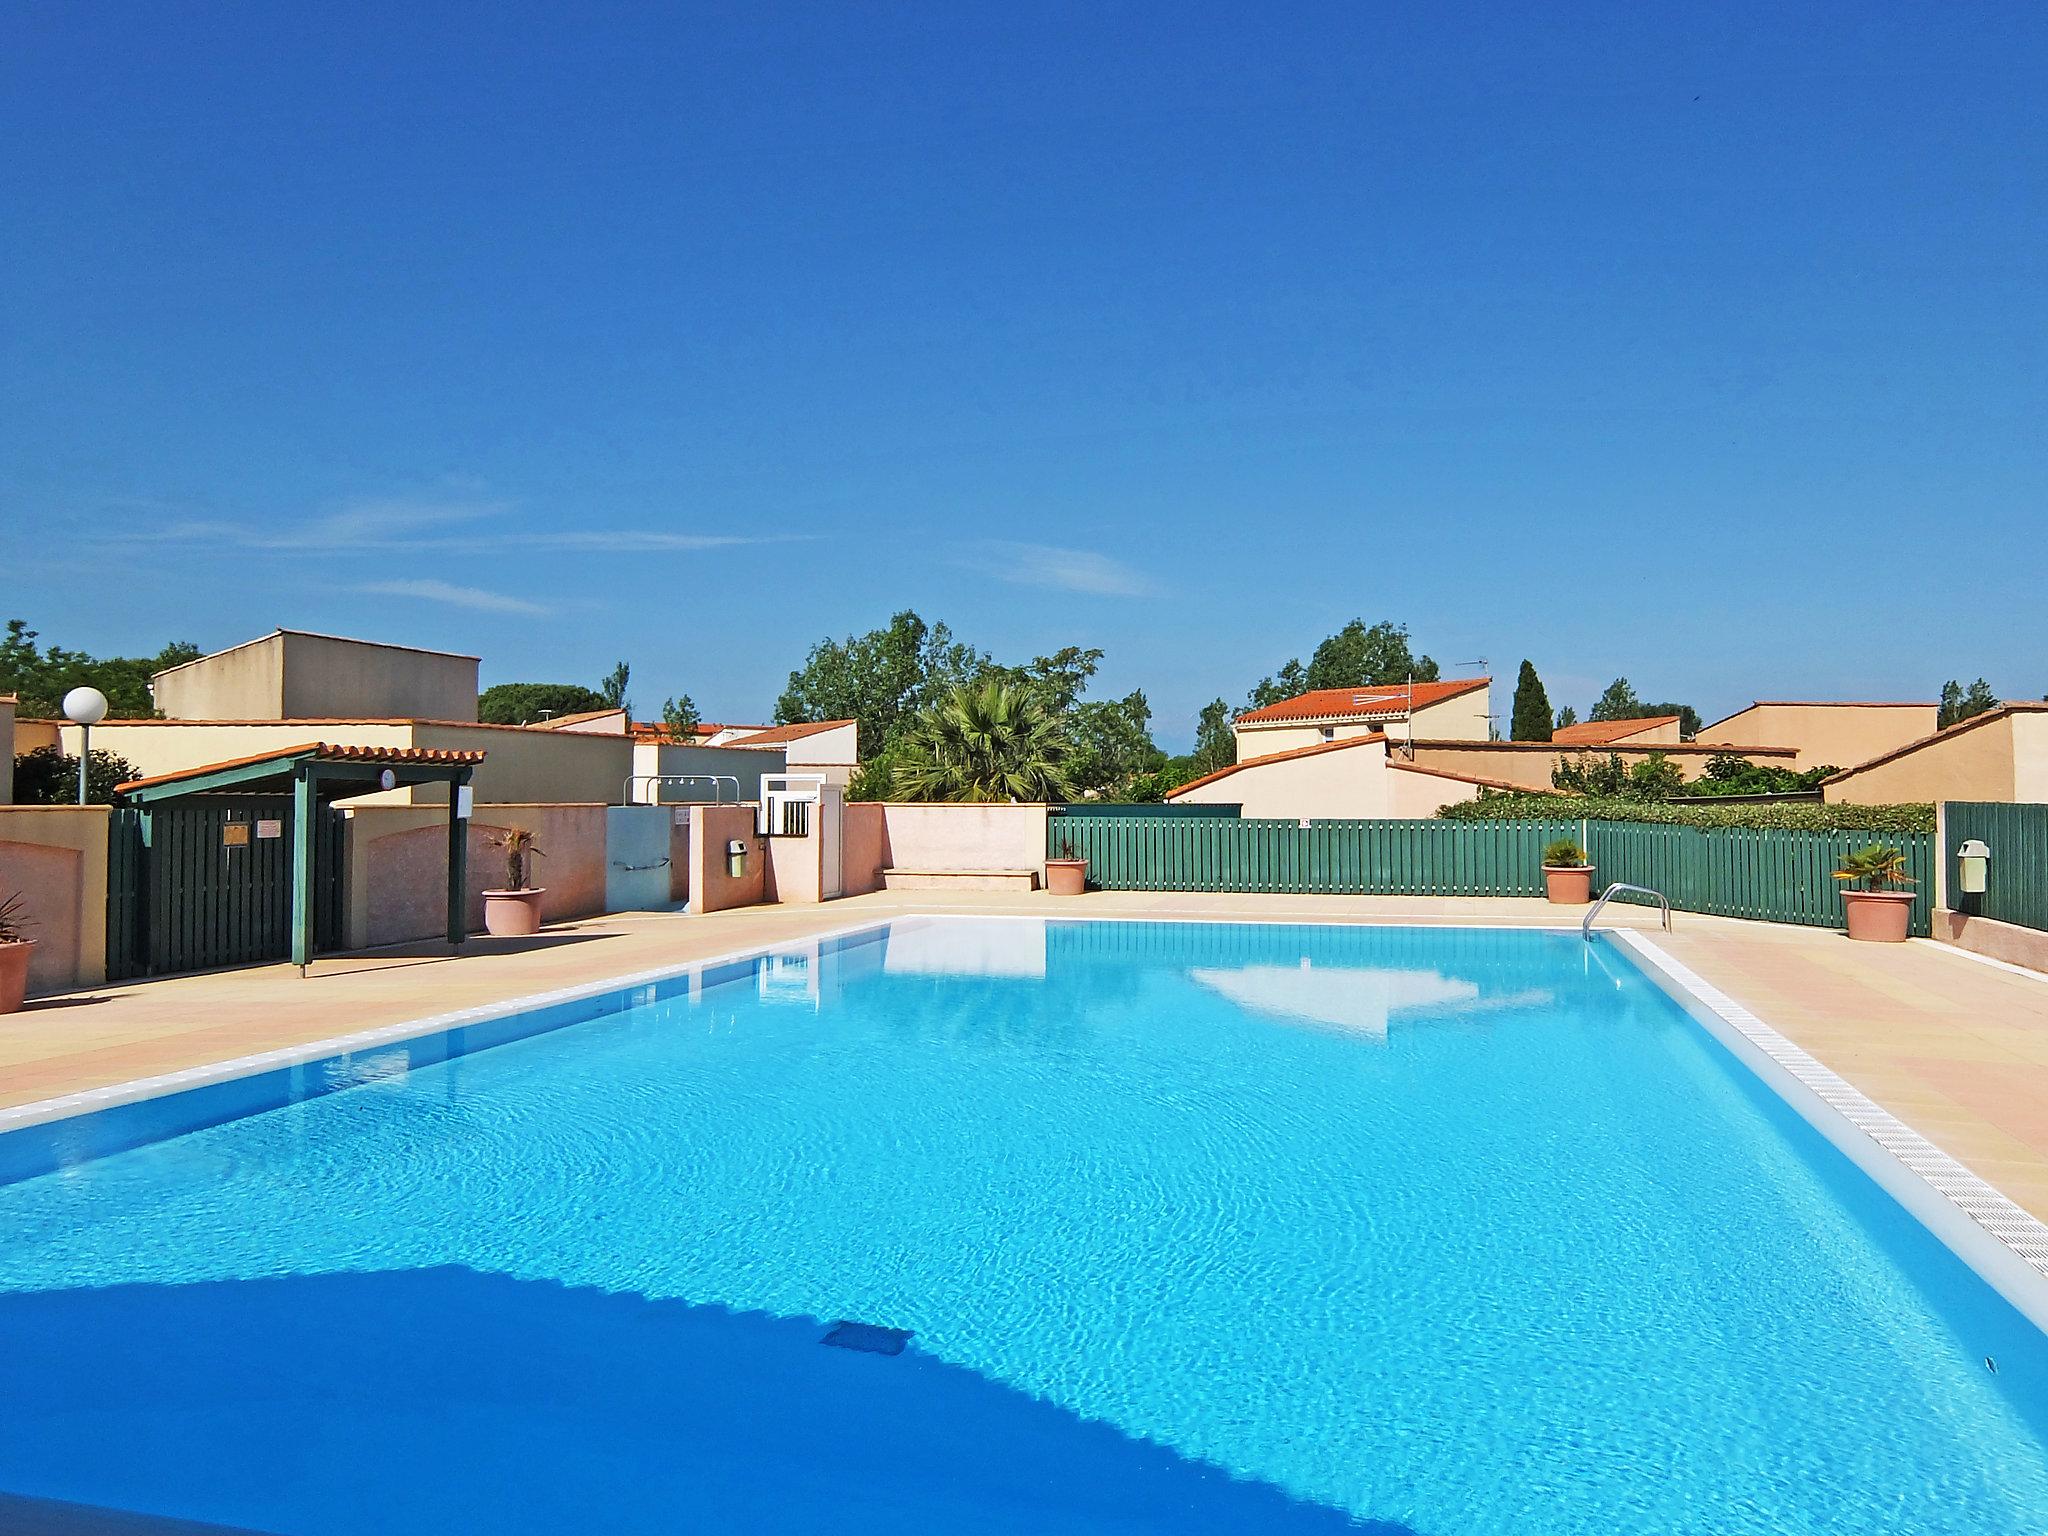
left=12, top=745, right=141, bottom=805
left=1437, top=792, right=1934, bottom=834
left=1541, top=837, right=1588, bottom=867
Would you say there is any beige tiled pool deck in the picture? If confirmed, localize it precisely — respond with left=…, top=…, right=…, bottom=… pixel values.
left=6, top=891, right=2048, bottom=1223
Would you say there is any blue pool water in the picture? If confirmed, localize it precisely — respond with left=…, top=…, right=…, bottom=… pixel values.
left=1, top=919, right=2045, bottom=1534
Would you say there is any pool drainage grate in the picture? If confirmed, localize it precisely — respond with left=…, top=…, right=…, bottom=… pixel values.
left=822, top=1320, right=913, bottom=1356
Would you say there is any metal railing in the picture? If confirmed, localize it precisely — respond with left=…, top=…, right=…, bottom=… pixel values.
left=1583, top=882, right=1671, bottom=939
left=623, top=773, right=741, bottom=804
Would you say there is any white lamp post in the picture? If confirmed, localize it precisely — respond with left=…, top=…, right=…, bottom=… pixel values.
left=61, top=686, right=110, bottom=805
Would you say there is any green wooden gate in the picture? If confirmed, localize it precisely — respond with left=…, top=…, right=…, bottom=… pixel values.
left=106, top=797, right=345, bottom=980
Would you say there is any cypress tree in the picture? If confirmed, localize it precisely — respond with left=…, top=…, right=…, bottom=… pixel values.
left=1511, top=660, right=1554, bottom=741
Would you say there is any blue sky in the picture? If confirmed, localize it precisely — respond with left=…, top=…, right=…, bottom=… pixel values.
left=4, top=3, right=2042, bottom=745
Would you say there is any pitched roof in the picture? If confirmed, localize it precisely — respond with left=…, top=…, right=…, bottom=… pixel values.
left=723, top=719, right=856, bottom=747
left=525, top=707, right=627, bottom=730
left=1698, top=699, right=1939, bottom=734
left=1821, top=702, right=2048, bottom=784
left=115, top=741, right=487, bottom=796
left=1552, top=715, right=1680, bottom=747
left=1166, top=733, right=1387, bottom=798
left=1233, top=677, right=1489, bottom=726
left=150, top=628, right=480, bottom=679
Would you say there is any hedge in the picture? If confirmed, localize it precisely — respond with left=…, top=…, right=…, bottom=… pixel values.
left=1435, top=793, right=1935, bottom=835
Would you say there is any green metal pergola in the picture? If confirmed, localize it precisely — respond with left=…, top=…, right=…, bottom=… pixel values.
left=115, top=742, right=484, bottom=971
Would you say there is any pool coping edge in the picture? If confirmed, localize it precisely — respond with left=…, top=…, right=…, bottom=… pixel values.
left=1616, top=929, right=2048, bottom=1333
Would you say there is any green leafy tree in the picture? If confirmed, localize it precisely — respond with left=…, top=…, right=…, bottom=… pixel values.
left=994, top=646, right=1103, bottom=715
left=476, top=682, right=609, bottom=724
left=1937, top=678, right=2000, bottom=729
left=1552, top=750, right=1684, bottom=802
left=777, top=610, right=989, bottom=759
left=1065, top=690, right=1166, bottom=798
left=1589, top=677, right=1644, bottom=723
left=1303, top=619, right=1439, bottom=691
left=1245, top=659, right=1308, bottom=712
left=1555, top=705, right=1579, bottom=731
left=598, top=662, right=632, bottom=715
left=12, top=745, right=140, bottom=804
left=0, top=620, right=199, bottom=718
left=1682, top=752, right=1838, bottom=797
left=660, top=695, right=702, bottom=742
left=890, top=680, right=1073, bottom=803
left=1640, top=700, right=1702, bottom=738
left=1189, top=698, right=1235, bottom=778
left=1510, top=661, right=1553, bottom=742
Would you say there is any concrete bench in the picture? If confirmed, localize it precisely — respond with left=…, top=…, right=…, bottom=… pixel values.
left=882, top=868, right=1039, bottom=892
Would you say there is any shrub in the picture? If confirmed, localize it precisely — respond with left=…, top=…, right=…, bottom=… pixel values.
left=1834, top=843, right=1915, bottom=891
left=11, top=745, right=140, bottom=805
left=1541, top=837, right=1588, bottom=867
left=1437, top=792, right=1934, bottom=835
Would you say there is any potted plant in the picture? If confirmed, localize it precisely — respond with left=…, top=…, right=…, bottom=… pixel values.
left=1045, top=834, right=1088, bottom=896
left=1541, top=837, right=1594, bottom=904
left=482, top=827, right=547, bottom=936
left=1834, top=843, right=1916, bottom=942
left=0, top=893, right=34, bottom=1014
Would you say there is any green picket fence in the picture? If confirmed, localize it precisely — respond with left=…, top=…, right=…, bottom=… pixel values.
left=1051, top=816, right=1581, bottom=897
left=1586, top=822, right=1934, bottom=936
left=1944, top=801, right=2048, bottom=933
left=1050, top=814, right=1935, bottom=933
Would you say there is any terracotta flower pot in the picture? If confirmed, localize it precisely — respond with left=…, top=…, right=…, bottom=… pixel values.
left=482, top=888, right=547, bottom=937
left=1045, top=859, right=1088, bottom=896
left=1542, top=866, right=1594, bottom=905
left=1841, top=889, right=1914, bottom=942
left=0, top=941, right=35, bottom=1014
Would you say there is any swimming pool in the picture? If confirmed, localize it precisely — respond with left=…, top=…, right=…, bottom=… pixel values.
left=1, top=918, right=2044, bottom=1534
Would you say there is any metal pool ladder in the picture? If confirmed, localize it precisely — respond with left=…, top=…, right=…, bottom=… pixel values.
left=1583, top=883, right=1671, bottom=939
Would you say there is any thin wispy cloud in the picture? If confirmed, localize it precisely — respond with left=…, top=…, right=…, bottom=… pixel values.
left=967, top=541, right=1156, bottom=597
left=129, top=495, right=766, bottom=555
left=355, top=579, right=548, bottom=616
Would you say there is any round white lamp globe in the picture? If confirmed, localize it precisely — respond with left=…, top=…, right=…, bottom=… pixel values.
left=62, top=686, right=110, bottom=727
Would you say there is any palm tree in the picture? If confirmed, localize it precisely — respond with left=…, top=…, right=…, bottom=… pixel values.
left=892, top=679, right=1073, bottom=803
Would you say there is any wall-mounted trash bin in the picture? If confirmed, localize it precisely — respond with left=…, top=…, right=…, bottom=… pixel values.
left=726, top=839, right=748, bottom=879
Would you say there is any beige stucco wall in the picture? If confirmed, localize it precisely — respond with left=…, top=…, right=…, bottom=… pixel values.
left=412, top=723, right=630, bottom=806
left=57, top=720, right=419, bottom=787
left=343, top=802, right=609, bottom=947
left=0, top=806, right=110, bottom=993
left=0, top=696, right=14, bottom=804
left=1175, top=744, right=1393, bottom=819
left=863, top=803, right=1051, bottom=874
left=1823, top=714, right=2016, bottom=805
left=152, top=631, right=479, bottom=722
left=841, top=803, right=888, bottom=895
left=1402, top=683, right=1492, bottom=742
left=782, top=722, right=860, bottom=785
left=152, top=632, right=287, bottom=719
left=1387, top=765, right=1483, bottom=817
left=764, top=822, right=824, bottom=905
left=2015, top=713, right=2048, bottom=803
left=690, top=804, right=767, bottom=914
left=11, top=719, right=58, bottom=754
left=1701, top=703, right=1939, bottom=771
left=1233, top=720, right=1383, bottom=762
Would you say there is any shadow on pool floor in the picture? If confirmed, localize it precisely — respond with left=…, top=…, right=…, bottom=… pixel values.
left=0, top=1265, right=1423, bottom=1535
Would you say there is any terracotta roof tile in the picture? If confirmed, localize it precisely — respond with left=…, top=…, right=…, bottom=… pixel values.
left=1234, top=677, right=1489, bottom=726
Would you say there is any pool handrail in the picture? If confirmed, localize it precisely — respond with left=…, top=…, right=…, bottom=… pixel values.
left=1583, top=882, right=1672, bottom=938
